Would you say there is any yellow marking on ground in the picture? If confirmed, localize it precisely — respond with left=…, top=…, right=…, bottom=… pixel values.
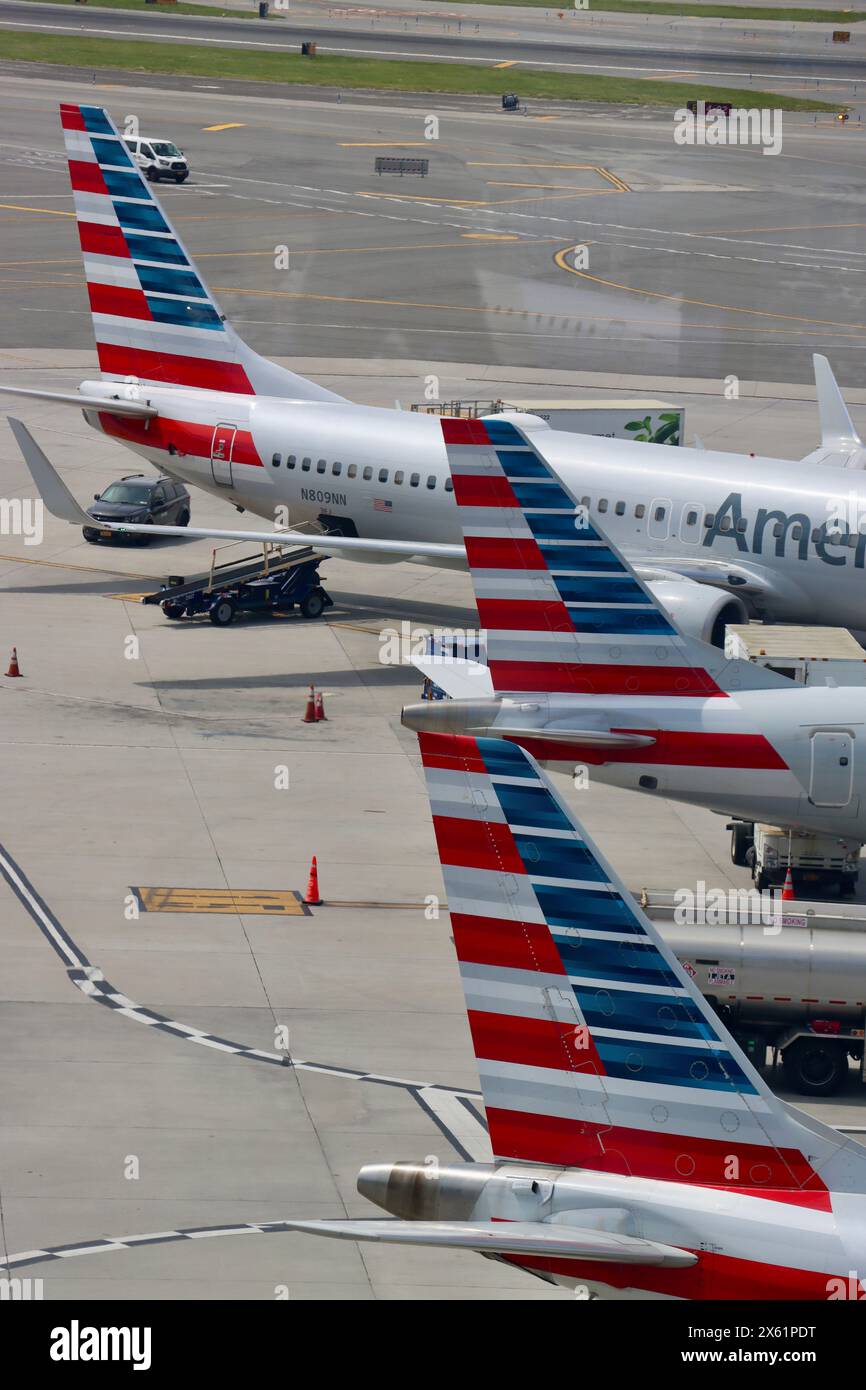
left=211, top=279, right=866, bottom=343
left=530, top=115, right=562, bottom=122
left=486, top=182, right=600, bottom=190
left=339, top=141, right=429, bottom=147
left=0, top=553, right=156, bottom=580
left=203, top=123, right=246, bottom=131
left=598, top=167, right=631, bottom=193
left=461, top=232, right=520, bottom=239
left=494, top=60, right=518, bottom=69
left=0, top=202, right=74, bottom=218
left=104, top=591, right=152, bottom=602
left=553, top=245, right=866, bottom=332
left=468, top=162, right=601, bottom=169
left=133, top=886, right=306, bottom=915
left=687, top=221, right=866, bottom=236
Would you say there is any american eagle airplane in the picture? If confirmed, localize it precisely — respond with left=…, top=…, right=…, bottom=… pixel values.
left=8, top=102, right=866, bottom=645
left=285, top=731, right=866, bottom=1300
left=401, top=418, right=866, bottom=844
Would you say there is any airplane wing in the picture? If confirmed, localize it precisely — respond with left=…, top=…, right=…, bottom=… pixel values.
left=0, top=386, right=157, bottom=420
left=800, top=354, right=866, bottom=469
left=7, top=419, right=464, bottom=565
left=283, top=1218, right=697, bottom=1267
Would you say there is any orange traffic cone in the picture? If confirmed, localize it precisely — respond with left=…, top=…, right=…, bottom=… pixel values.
left=302, top=684, right=316, bottom=723
left=781, top=867, right=795, bottom=901
left=314, top=689, right=327, bottom=721
left=6, top=647, right=21, bottom=678
left=305, top=855, right=321, bottom=906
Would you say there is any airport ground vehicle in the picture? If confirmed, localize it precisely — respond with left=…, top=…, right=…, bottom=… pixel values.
left=730, top=822, right=861, bottom=895
left=144, top=545, right=331, bottom=625
left=725, top=623, right=866, bottom=687
left=123, top=135, right=189, bottom=182
left=83, top=474, right=190, bottom=544
left=664, top=917, right=866, bottom=1095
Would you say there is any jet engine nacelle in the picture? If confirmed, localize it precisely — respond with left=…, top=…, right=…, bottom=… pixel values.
left=646, top=578, right=748, bottom=649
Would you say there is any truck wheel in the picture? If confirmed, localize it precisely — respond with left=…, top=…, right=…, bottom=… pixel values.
left=300, top=588, right=326, bottom=620
left=730, top=824, right=752, bottom=867
left=161, top=602, right=186, bottom=621
left=209, top=598, right=236, bottom=627
left=82, top=527, right=99, bottom=544
left=782, top=1038, right=848, bottom=1096
left=146, top=167, right=159, bottom=182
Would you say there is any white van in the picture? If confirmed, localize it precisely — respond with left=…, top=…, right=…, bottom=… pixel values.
left=123, top=136, right=189, bottom=184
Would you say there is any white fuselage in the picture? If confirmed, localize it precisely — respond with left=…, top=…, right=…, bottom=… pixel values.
left=85, top=385, right=866, bottom=626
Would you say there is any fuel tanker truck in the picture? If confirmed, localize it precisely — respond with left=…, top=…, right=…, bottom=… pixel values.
left=661, top=918, right=866, bottom=1097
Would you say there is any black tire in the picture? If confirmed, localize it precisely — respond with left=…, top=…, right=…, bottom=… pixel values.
left=146, top=167, right=159, bottom=182
left=730, top=824, right=752, bottom=868
left=82, top=527, right=99, bottom=543
left=161, top=602, right=186, bottom=621
left=782, top=1038, right=848, bottom=1097
left=840, top=875, right=858, bottom=897
left=177, top=509, right=190, bottom=527
left=174, top=174, right=188, bottom=183
left=209, top=598, right=235, bottom=627
left=300, top=588, right=326, bottom=620
left=752, top=865, right=770, bottom=892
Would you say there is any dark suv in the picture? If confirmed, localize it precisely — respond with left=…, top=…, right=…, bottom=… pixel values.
left=83, top=475, right=191, bottom=545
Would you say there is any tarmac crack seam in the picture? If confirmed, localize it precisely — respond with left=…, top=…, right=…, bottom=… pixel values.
left=0, top=840, right=487, bottom=1163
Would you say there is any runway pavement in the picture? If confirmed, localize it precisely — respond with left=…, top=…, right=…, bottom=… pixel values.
left=2, top=366, right=866, bottom=1298
left=1, top=73, right=865, bottom=383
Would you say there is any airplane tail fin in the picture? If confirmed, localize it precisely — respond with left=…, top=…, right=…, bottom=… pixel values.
left=420, top=731, right=866, bottom=1203
left=441, top=416, right=789, bottom=698
left=60, top=103, right=342, bottom=402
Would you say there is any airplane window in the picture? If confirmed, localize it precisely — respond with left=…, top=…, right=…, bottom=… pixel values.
left=427, top=476, right=437, bottom=489
left=395, top=470, right=404, bottom=485
left=773, top=523, right=782, bottom=538
left=635, top=504, right=646, bottom=519
left=792, top=524, right=803, bottom=541
left=301, top=457, right=311, bottom=472
left=347, top=464, right=357, bottom=479
left=287, top=455, right=296, bottom=469
left=332, top=462, right=342, bottom=476
left=686, top=510, right=697, bottom=526
left=720, top=518, right=731, bottom=532
left=654, top=506, right=666, bottom=522
left=271, top=453, right=281, bottom=468
left=581, top=496, right=590, bottom=509
left=598, top=498, right=608, bottom=513
left=317, top=459, right=326, bottom=474
left=615, top=501, right=625, bottom=516
left=363, top=466, right=373, bottom=481
left=445, top=478, right=453, bottom=492
left=704, top=514, right=714, bottom=527
left=410, top=473, right=420, bottom=487
left=736, top=518, right=747, bottom=533
left=379, top=468, right=388, bottom=483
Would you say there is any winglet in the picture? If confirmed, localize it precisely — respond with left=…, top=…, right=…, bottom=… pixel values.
left=7, top=418, right=94, bottom=525
left=814, top=353, right=862, bottom=454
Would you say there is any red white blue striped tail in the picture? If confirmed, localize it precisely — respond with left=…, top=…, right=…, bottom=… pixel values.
left=60, top=103, right=339, bottom=401
left=442, top=415, right=727, bottom=698
left=421, top=732, right=865, bottom=1205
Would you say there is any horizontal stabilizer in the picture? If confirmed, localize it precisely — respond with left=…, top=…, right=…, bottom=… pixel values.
left=492, top=726, right=656, bottom=748
left=284, top=1218, right=697, bottom=1266
left=0, top=385, right=157, bottom=419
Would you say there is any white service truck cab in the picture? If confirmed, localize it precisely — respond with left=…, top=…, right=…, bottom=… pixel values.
left=123, top=137, right=189, bottom=183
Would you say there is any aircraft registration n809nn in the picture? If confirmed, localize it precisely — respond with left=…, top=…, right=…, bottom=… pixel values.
left=7, top=103, right=866, bottom=643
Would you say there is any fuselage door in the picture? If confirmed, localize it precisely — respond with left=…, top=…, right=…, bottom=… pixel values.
left=809, top=731, right=854, bottom=807
left=647, top=497, right=672, bottom=542
left=211, top=423, right=238, bottom=487
left=679, top=502, right=704, bottom=545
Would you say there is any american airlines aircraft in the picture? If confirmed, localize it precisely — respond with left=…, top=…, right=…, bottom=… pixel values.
left=286, top=731, right=866, bottom=1300
left=7, top=102, right=866, bottom=645
left=402, top=418, right=866, bottom=848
